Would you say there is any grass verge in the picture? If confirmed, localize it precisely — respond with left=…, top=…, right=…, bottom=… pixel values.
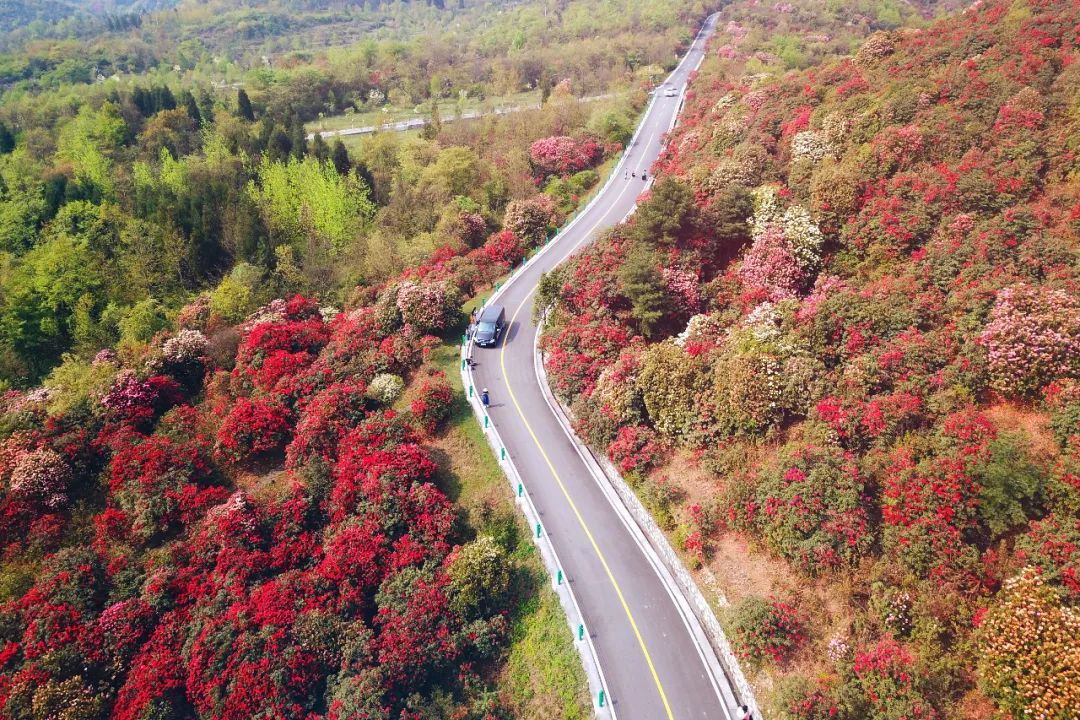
left=427, top=337, right=590, bottom=719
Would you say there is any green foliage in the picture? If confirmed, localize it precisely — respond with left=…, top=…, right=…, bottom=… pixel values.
left=41, top=352, right=116, bottom=417
left=448, top=536, right=511, bottom=620
left=248, top=154, right=375, bottom=253
left=637, top=342, right=706, bottom=439
left=973, top=433, right=1045, bottom=539
left=628, top=178, right=699, bottom=247
left=618, top=245, right=669, bottom=337
left=118, top=298, right=169, bottom=345
left=209, top=274, right=255, bottom=324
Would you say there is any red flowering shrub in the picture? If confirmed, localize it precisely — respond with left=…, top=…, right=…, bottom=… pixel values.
left=727, top=595, right=806, bottom=666
left=852, top=639, right=938, bottom=720
left=1015, top=514, right=1080, bottom=601
left=285, top=381, right=369, bottom=468
left=232, top=298, right=331, bottom=396
left=607, top=424, right=666, bottom=473
left=109, top=433, right=221, bottom=542
left=409, top=372, right=454, bottom=436
left=542, top=314, right=634, bottom=400
left=215, top=396, right=292, bottom=464
left=482, top=229, right=526, bottom=265
left=528, top=135, right=603, bottom=176
left=731, top=443, right=873, bottom=574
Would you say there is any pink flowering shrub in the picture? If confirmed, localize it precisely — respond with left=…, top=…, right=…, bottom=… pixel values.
left=662, top=267, right=702, bottom=313
left=101, top=371, right=185, bottom=427
left=395, top=280, right=463, bottom=334
left=978, top=284, right=1080, bottom=397
left=737, top=225, right=804, bottom=301
left=503, top=195, right=556, bottom=248
left=9, top=448, right=72, bottom=509
left=528, top=135, right=603, bottom=176
left=162, top=329, right=209, bottom=365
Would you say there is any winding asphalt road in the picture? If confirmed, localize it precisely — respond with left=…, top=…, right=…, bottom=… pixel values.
left=469, top=13, right=744, bottom=720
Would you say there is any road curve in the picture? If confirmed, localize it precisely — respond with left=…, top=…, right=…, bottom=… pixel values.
left=468, top=14, right=744, bottom=720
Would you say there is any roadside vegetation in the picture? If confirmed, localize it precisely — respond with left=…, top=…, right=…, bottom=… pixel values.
left=538, top=0, right=1080, bottom=718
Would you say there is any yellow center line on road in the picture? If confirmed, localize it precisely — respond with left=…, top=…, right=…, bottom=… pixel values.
left=497, top=179, right=677, bottom=720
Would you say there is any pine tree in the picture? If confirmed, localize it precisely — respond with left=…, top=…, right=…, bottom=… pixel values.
left=619, top=246, right=668, bottom=338
left=310, top=134, right=330, bottom=162
left=0, top=121, right=14, bottom=154
left=237, top=88, right=255, bottom=121
left=180, top=91, right=203, bottom=128
left=331, top=140, right=351, bottom=175
left=289, top=118, right=307, bottom=160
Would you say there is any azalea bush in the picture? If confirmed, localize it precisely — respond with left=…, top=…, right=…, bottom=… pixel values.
left=727, top=595, right=806, bottom=666
left=409, top=372, right=454, bottom=436
left=528, top=134, right=603, bottom=176
left=979, top=284, right=1080, bottom=397
left=394, top=280, right=463, bottom=334
left=215, top=396, right=293, bottom=463
left=606, top=424, right=666, bottom=473
left=976, top=567, right=1080, bottom=720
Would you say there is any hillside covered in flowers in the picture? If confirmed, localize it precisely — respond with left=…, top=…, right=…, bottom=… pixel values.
left=0, top=172, right=587, bottom=717
left=538, top=0, right=1080, bottom=717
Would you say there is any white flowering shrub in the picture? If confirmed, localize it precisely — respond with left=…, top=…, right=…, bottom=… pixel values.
left=367, top=373, right=405, bottom=406
left=162, top=329, right=209, bottom=365
left=791, top=130, right=833, bottom=163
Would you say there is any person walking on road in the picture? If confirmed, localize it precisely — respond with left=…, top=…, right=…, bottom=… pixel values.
left=481, top=388, right=490, bottom=408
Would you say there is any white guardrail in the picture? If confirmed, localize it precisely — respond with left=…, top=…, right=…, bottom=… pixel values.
left=459, top=347, right=617, bottom=719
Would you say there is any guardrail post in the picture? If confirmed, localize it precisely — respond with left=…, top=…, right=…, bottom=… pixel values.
left=483, top=415, right=489, bottom=429
left=535, top=522, right=542, bottom=538
left=461, top=359, right=466, bottom=370
left=598, top=690, right=606, bottom=708
left=517, top=482, right=523, bottom=497
left=578, top=624, right=584, bottom=641
left=468, top=384, right=473, bottom=397
left=557, top=569, right=563, bottom=585
left=501, top=447, right=506, bottom=461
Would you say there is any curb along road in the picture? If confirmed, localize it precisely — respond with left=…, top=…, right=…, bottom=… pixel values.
left=463, top=12, right=760, bottom=720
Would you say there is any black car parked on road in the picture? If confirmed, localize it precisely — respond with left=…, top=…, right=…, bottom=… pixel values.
left=473, top=304, right=506, bottom=347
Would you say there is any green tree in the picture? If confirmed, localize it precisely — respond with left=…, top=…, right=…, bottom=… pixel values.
left=629, top=177, right=699, bottom=247
left=448, top=536, right=511, bottom=620
left=331, top=139, right=352, bottom=176
left=237, top=88, right=255, bottom=121
left=974, top=433, right=1045, bottom=538
left=248, top=155, right=375, bottom=253
left=118, top=298, right=169, bottom=344
left=619, top=245, right=668, bottom=337
left=0, top=121, right=14, bottom=154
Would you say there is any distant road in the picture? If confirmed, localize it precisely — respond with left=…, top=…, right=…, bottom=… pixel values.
left=306, top=93, right=614, bottom=140
left=468, top=13, right=753, bottom=720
